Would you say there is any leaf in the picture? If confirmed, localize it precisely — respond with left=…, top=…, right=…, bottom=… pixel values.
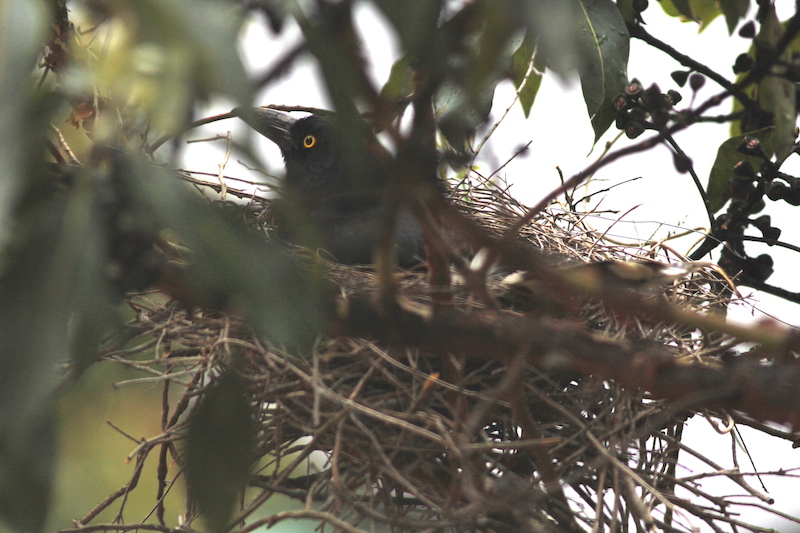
left=707, top=129, right=773, bottom=213
left=0, top=2, right=64, bottom=531
left=123, top=155, right=326, bottom=352
left=511, top=34, right=543, bottom=117
left=185, top=370, right=257, bottom=533
left=380, top=54, right=414, bottom=104
left=139, top=0, right=251, bottom=104
left=372, top=0, right=442, bottom=59
left=658, top=0, right=698, bottom=20
left=574, top=0, right=630, bottom=141
left=434, top=13, right=524, bottom=151
left=719, top=0, right=750, bottom=34
left=754, top=4, right=797, bottom=164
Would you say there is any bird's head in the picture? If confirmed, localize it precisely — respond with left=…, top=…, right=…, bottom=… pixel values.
left=235, top=107, right=389, bottom=206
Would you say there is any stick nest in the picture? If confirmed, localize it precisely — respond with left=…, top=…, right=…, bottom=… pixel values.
left=97, top=174, right=797, bottom=533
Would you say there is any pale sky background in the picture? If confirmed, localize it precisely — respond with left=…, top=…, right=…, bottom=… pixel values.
left=179, top=3, right=800, bottom=530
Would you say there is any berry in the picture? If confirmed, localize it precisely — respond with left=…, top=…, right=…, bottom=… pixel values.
left=738, top=21, right=756, bottom=38
left=671, top=70, right=690, bottom=87
left=733, top=53, right=754, bottom=74
left=689, top=73, right=705, bottom=92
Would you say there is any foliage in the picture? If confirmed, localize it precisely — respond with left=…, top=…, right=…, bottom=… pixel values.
left=3, top=0, right=800, bottom=532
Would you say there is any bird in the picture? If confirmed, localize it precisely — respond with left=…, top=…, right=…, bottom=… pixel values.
left=235, top=107, right=424, bottom=266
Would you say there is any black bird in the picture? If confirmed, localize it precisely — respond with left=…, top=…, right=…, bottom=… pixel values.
left=236, top=107, right=423, bottom=266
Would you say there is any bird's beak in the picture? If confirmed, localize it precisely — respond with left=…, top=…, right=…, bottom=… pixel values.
left=234, top=107, right=297, bottom=152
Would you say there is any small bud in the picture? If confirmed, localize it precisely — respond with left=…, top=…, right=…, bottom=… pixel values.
left=736, top=136, right=768, bottom=159
left=738, top=20, right=756, bottom=38
left=670, top=70, right=690, bottom=87
left=672, top=151, right=692, bottom=173
left=667, top=89, right=683, bottom=105
left=689, top=73, right=705, bottom=92
left=732, top=159, right=757, bottom=179
left=633, top=0, right=649, bottom=12
left=612, top=93, right=631, bottom=112
left=733, top=53, right=754, bottom=74
left=625, top=79, right=643, bottom=98
left=625, top=121, right=646, bottom=139
left=766, top=181, right=787, bottom=201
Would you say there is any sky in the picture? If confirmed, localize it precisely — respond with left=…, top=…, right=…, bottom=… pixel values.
left=178, top=4, right=800, bottom=529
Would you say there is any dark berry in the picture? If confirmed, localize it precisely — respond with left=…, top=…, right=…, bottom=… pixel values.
left=732, top=159, right=757, bottom=179
left=612, top=93, right=631, bottom=112
left=672, top=151, right=692, bottom=173
left=733, top=53, right=754, bottom=74
left=625, top=79, right=643, bottom=97
left=625, top=121, right=646, bottom=139
left=671, top=70, right=690, bottom=87
left=667, top=89, right=682, bottom=105
left=689, top=73, right=705, bottom=92
left=736, top=136, right=768, bottom=159
left=738, top=20, right=756, bottom=38
left=766, top=181, right=787, bottom=201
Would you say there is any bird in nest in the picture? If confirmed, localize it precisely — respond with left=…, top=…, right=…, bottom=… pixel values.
left=235, top=106, right=709, bottom=295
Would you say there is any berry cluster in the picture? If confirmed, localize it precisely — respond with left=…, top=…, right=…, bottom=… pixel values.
left=613, top=79, right=683, bottom=139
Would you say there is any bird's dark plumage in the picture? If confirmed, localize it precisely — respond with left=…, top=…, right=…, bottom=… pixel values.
left=237, top=107, right=423, bottom=266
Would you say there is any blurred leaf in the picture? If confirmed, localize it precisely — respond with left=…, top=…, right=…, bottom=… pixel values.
left=511, top=34, right=543, bottom=117
left=435, top=8, right=524, bottom=151
left=130, top=0, right=251, bottom=104
left=185, top=370, right=256, bottom=533
left=0, top=0, right=49, bottom=245
left=659, top=0, right=698, bottom=20
left=707, top=128, right=773, bottom=213
left=372, top=0, right=442, bottom=60
left=754, top=4, right=797, bottom=164
left=380, top=54, right=414, bottom=104
left=574, top=0, right=630, bottom=141
left=719, top=0, right=750, bottom=34
left=122, top=155, right=326, bottom=352
left=0, top=2, right=62, bottom=531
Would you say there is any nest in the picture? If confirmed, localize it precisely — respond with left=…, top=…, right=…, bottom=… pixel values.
left=90, top=172, right=794, bottom=533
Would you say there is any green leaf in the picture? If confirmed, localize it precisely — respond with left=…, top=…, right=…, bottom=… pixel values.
left=754, top=4, right=797, bottom=163
left=658, top=0, right=698, bottom=20
left=0, top=3, right=64, bottom=531
left=380, top=54, right=414, bottom=104
left=124, top=156, right=326, bottom=352
left=372, top=0, right=442, bottom=60
left=149, top=0, right=251, bottom=104
left=575, top=0, right=630, bottom=141
left=719, top=0, right=750, bottom=34
left=185, top=370, right=257, bottom=533
left=511, top=34, right=543, bottom=118
left=707, top=128, right=773, bottom=213
left=434, top=14, right=524, bottom=151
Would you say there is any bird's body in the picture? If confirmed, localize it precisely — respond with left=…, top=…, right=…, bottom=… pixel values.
left=237, top=108, right=423, bottom=266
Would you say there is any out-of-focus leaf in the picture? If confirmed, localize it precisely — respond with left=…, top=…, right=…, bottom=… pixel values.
left=719, top=0, right=750, bottom=34
left=0, top=2, right=62, bottom=531
left=511, top=34, right=543, bottom=118
left=0, top=0, right=48, bottom=245
left=380, top=54, right=414, bottom=104
left=707, top=128, right=773, bottom=213
left=435, top=8, right=525, bottom=151
left=122, top=155, right=326, bottom=352
left=372, top=0, right=442, bottom=59
left=130, top=0, right=251, bottom=104
left=84, top=0, right=252, bottom=138
left=659, top=0, right=698, bottom=20
left=185, top=370, right=256, bottom=533
left=754, top=4, right=797, bottom=163
left=574, top=0, right=630, bottom=141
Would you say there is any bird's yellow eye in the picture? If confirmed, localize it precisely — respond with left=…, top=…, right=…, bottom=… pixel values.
left=303, top=135, right=316, bottom=148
